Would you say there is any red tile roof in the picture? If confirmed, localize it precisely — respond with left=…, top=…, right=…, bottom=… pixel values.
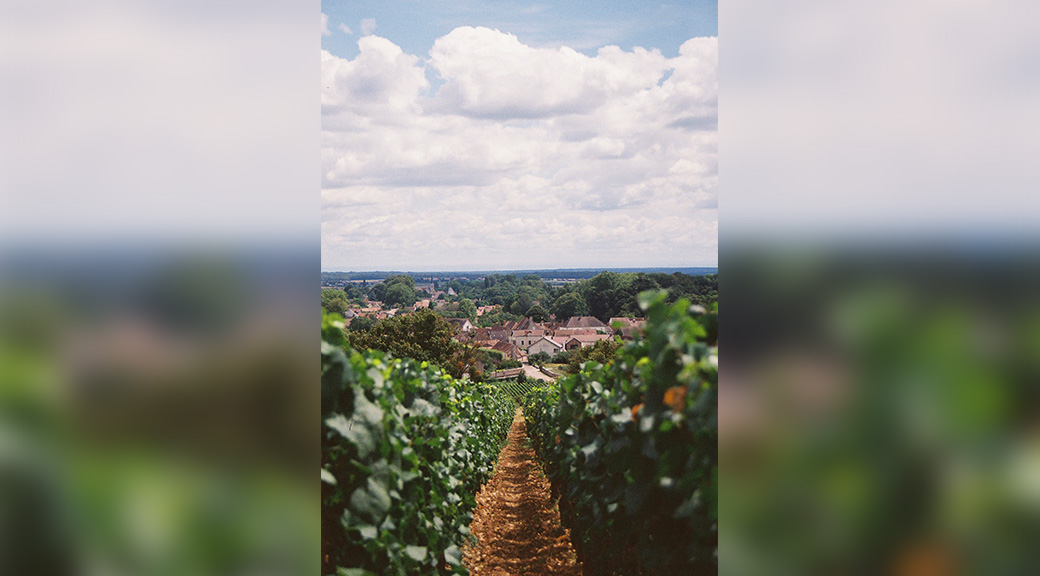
left=563, top=316, right=608, bottom=329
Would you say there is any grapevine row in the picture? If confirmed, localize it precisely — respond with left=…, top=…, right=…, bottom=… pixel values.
left=524, top=291, right=718, bottom=575
left=321, top=314, right=514, bottom=576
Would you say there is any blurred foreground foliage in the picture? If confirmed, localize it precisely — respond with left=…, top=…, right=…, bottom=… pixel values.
left=723, top=250, right=1040, bottom=576
left=0, top=253, right=316, bottom=576
left=525, top=291, right=718, bottom=575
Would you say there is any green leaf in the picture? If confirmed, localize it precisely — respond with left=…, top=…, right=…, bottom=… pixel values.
left=581, top=443, right=597, bottom=459
left=321, top=468, right=337, bottom=485
left=325, top=393, right=384, bottom=459
left=349, top=478, right=391, bottom=523
left=404, top=545, right=427, bottom=562
left=337, top=569, right=376, bottom=576
left=444, top=545, right=462, bottom=565
left=411, top=397, right=439, bottom=417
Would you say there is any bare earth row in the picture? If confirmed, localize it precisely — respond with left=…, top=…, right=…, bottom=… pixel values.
left=464, top=408, right=582, bottom=576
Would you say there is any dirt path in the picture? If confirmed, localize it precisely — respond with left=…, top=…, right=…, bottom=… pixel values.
left=522, top=363, right=554, bottom=382
left=464, top=408, right=582, bottom=576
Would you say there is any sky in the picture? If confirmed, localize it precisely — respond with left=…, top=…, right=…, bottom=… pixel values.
left=321, top=1, right=717, bottom=272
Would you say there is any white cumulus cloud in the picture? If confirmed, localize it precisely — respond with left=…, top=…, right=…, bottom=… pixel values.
left=321, top=28, right=717, bottom=270
left=428, top=26, right=671, bottom=119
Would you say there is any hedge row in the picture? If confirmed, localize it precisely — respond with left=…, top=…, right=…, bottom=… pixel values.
left=525, top=291, right=718, bottom=575
left=321, top=313, right=514, bottom=576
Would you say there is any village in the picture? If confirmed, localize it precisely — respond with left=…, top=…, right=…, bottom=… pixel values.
left=334, top=282, right=647, bottom=367
left=447, top=314, right=645, bottom=364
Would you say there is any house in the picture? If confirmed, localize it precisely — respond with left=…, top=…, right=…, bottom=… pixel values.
left=527, top=336, right=564, bottom=357
left=459, top=328, right=492, bottom=343
left=445, top=318, right=474, bottom=333
left=609, top=317, right=647, bottom=339
left=514, top=317, right=543, bottom=331
left=488, top=326, right=511, bottom=341
left=563, top=316, right=610, bottom=332
left=509, top=329, right=546, bottom=350
left=482, top=340, right=524, bottom=361
left=551, top=327, right=598, bottom=338
left=566, top=333, right=613, bottom=349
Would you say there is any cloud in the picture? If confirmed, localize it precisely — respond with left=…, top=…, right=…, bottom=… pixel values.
left=338, top=23, right=353, bottom=35
left=360, top=18, right=377, bottom=35
left=321, top=13, right=330, bottom=36
left=321, top=30, right=717, bottom=270
left=428, top=27, right=671, bottom=119
left=321, top=37, right=428, bottom=115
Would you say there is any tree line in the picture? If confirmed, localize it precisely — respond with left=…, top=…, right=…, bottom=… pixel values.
left=322, top=271, right=717, bottom=324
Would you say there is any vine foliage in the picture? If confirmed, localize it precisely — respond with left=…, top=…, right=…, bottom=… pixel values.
left=525, top=291, right=718, bottom=575
left=321, top=312, right=513, bottom=575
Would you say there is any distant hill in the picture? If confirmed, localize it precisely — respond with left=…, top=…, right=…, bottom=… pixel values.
left=321, top=267, right=717, bottom=282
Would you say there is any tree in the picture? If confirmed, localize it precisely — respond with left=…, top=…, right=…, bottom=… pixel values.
left=476, top=308, right=522, bottom=328
left=384, top=274, right=416, bottom=289
left=321, top=288, right=351, bottom=316
left=476, top=349, right=506, bottom=372
left=447, top=342, right=483, bottom=381
left=348, top=316, right=376, bottom=333
left=567, top=338, right=623, bottom=374
left=340, top=283, right=363, bottom=300
left=509, top=286, right=538, bottom=316
left=583, top=271, right=628, bottom=321
left=383, top=283, right=417, bottom=308
left=527, top=304, right=550, bottom=323
left=369, top=283, right=387, bottom=302
left=551, top=292, right=586, bottom=321
left=348, top=309, right=460, bottom=369
left=458, top=298, right=478, bottom=321
left=620, top=274, right=662, bottom=316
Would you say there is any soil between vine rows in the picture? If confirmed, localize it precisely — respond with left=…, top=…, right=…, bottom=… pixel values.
left=464, top=408, right=582, bottom=576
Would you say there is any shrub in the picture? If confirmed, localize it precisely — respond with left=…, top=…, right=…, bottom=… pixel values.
left=528, top=351, right=551, bottom=366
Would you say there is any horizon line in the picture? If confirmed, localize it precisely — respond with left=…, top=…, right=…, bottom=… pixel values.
left=321, top=265, right=718, bottom=274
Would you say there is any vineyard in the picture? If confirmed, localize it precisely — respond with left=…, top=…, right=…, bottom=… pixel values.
left=321, top=291, right=717, bottom=575
left=525, top=292, right=718, bottom=574
left=321, top=313, right=514, bottom=574
left=494, top=378, right=539, bottom=402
